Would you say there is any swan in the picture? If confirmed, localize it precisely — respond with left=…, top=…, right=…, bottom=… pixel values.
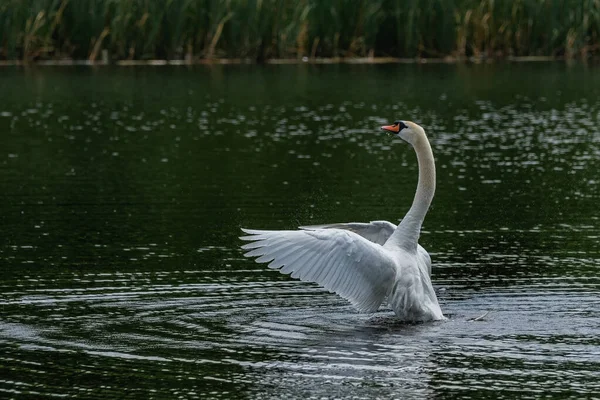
left=240, top=121, right=445, bottom=322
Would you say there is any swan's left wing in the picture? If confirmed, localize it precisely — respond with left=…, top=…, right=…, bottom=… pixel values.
left=240, top=228, right=397, bottom=312
left=299, top=221, right=397, bottom=246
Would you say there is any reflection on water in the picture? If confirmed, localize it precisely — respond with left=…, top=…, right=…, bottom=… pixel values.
left=0, top=64, right=599, bottom=398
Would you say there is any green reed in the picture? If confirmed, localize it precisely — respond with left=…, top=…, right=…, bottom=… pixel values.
left=1, top=0, right=599, bottom=62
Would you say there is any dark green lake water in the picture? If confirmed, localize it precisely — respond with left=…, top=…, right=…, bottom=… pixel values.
left=1, top=64, right=599, bottom=399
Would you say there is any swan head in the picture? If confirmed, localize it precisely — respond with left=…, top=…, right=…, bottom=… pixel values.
left=380, top=120, right=424, bottom=144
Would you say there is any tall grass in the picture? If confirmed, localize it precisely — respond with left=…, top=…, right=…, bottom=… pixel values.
left=1, top=0, right=599, bottom=62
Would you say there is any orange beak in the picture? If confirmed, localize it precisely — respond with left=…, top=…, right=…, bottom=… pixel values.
left=381, top=124, right=399, bottom=133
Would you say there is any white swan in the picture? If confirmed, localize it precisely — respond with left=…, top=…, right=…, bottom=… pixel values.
left=240, top=121, right=445, bottom=322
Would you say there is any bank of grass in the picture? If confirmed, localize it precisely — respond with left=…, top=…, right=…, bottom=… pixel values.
left=1, top=0, right=599, bottom=63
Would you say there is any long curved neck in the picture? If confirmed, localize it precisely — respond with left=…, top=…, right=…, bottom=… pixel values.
left=386, top=133, right=436, bottom=250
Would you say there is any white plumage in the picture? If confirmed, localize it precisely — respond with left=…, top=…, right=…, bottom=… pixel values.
left=240, top=120, right=445, bottom=322
left=241, top=227, right=396, bottom=312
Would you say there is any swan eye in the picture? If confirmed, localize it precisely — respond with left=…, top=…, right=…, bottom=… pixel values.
left=394, top=121, right=407, bottom=131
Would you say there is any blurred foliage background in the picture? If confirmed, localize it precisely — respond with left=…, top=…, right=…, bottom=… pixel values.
left=1, top=0, right=599, bottom=62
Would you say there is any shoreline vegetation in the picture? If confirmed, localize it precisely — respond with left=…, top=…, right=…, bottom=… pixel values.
left=0, top=55, right=565, bottom=67
left=1, top=0, right=599, bottom=65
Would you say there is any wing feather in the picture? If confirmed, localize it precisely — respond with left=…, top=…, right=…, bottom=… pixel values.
left=299, top=221, right=397, bottom=246
left=303, top=247, right=328, bottom=281
left=280, top=247, right=313, bottom=274
left=241, top=228, right=397, bottom=312
left=314, top=248, right=338, bottom=283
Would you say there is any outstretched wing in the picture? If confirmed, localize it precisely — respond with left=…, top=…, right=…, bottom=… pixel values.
left=240, top=228, right=397, bottom=312
left=299, top=221, right=397, bottom=246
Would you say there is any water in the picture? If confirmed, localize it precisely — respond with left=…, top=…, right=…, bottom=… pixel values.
left=1, top=64, right=599, bottom=399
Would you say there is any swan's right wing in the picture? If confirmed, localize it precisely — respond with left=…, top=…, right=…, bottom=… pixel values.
left=299, top=221, right=397, bottom=246
left=240, top=228, right=397, bottom=313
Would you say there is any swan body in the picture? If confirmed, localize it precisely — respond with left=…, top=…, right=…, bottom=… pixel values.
left=240, top=121, right=445, bottom=322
